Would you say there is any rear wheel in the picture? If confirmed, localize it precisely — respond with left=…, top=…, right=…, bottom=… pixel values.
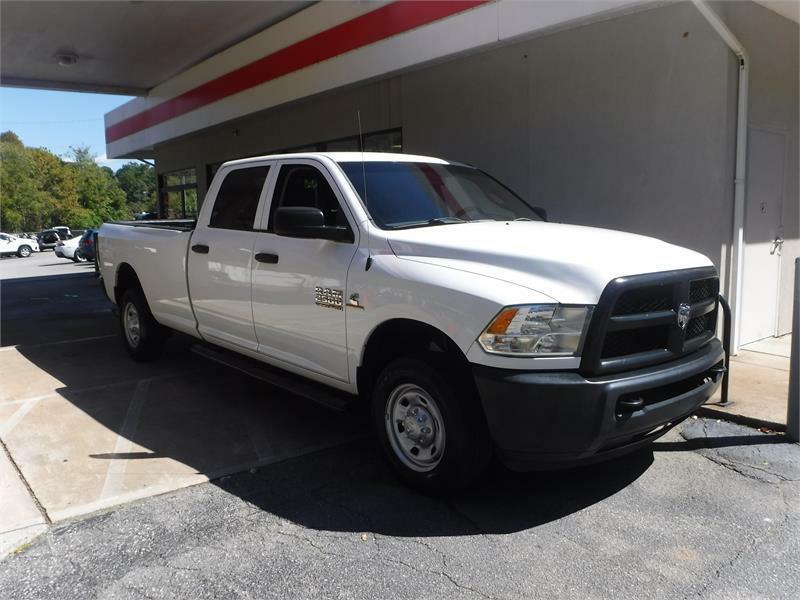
left=372, top=353, right=491, bottom=493
left=17, top=245, right=32, bottom=258
left=119, top=287, right=166, bottom=361
left=72, top=250, right=87, bottom=263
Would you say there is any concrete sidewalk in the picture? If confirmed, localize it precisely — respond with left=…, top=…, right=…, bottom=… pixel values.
left=704, top=335, right=791, bottom=428
left=0, top=445, right=48, bottom=557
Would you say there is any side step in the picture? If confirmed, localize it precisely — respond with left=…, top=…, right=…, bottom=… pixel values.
left=191, top=343, right=354, bottom=413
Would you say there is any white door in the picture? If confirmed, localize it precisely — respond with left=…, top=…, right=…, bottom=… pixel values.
left=739, top=128, right=785, bottom=345
left=187, top=163, right=273, bottom=350
left=251, top=160, right=358, bottom=382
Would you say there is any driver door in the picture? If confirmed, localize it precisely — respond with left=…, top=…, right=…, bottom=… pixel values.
left=251, top=159, right=358, bottom=382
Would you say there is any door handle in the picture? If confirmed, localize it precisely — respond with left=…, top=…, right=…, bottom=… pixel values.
left=191, top=244, right=210, bottom=254
left=255, top=252, right=279, bottom=264
left=770, top=237, right=784, bottom=255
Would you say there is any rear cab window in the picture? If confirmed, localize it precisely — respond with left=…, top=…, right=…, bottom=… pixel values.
left=209, top=166, right=271, bottom=231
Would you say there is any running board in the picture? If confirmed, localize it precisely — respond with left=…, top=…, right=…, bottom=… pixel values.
left=191, top=343, right=354, bottom=413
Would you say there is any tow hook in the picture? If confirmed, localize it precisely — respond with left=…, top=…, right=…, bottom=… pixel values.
left=617, top=397, right=645, bottom=413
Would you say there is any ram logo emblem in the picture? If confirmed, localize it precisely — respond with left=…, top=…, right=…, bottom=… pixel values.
left=677, top=303, right=691, bottom=330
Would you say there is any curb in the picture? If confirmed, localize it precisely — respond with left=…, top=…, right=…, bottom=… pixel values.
left=697, top=406, right=787, bottom=433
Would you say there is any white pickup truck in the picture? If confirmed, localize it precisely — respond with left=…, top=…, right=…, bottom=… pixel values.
left=98, top=152, right=725, bottom=491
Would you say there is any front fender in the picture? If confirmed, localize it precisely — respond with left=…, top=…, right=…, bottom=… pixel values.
left=345, top=254, right=557, bottom=384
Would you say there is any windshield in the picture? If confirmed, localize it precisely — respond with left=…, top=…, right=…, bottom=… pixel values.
left=339, top=161, right=541, bottom=229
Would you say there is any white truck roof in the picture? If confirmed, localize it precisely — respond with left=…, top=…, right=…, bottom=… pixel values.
left=222, top=152, right=455, bottom=168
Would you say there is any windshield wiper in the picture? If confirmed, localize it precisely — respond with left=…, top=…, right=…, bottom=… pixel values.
left=427, top=217, right=465, bottom=225
left=390, top=217, right=466, bottom=230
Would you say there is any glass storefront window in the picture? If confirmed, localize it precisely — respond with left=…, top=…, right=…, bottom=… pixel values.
left=364, top=129, right=402, bottom=152
left=163, top=189, right=198, bottom=219
left=159, top=167, right=198, bottom=219
left=163, top=168, right=197, bottom=187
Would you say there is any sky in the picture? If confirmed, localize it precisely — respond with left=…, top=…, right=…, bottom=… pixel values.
left=0, top=87, right=134, bottom=171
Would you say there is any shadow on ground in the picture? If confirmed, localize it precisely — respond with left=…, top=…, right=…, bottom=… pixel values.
left=8, top=271, right=788, bottom=538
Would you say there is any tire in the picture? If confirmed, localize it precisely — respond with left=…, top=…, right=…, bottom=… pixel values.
left=119, top=287, right=167, bottom=362
left=73, top=250, right=87, bottom=263
left=372, top=353, right=492, bottom=494
left=17, top=245, right=32, bottom=258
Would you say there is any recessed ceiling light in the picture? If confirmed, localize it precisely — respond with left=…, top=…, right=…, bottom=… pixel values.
left=54, top=52, right=79, bottom=67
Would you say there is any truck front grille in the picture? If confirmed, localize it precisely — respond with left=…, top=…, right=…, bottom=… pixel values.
left=601, top=326, right=670, bottom=358
left=612, top=287, right=672, bottom=316
left=580, top=268, right=719, bottom=376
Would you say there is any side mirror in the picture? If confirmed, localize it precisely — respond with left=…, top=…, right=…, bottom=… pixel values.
left=274, top=207, right=353, bottom=242
left=532, top=206, right=548, bottom=222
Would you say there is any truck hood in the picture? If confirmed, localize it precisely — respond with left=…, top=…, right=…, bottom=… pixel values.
left=386, top=221, right=713, bottom=304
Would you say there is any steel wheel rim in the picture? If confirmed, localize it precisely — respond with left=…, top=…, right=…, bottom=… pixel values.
left=123, top=302, right=141, bottom=348
left=385, top=383, right=446, bottom=472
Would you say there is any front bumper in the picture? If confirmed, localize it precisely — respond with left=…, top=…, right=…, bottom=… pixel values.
left=472, top=339, right=725, bottom=470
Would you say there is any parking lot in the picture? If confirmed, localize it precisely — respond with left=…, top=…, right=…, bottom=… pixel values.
left=1, top=250, right=799, bottom=599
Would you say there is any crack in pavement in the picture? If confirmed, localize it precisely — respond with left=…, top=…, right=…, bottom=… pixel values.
left=274, top=528, right=500, bottom=600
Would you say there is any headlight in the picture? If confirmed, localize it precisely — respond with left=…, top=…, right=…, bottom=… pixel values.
left=478, top=304, right=594, bottom=356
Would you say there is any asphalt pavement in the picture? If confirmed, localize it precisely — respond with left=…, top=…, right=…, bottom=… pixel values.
left=1, top=251, right=799, bottom=600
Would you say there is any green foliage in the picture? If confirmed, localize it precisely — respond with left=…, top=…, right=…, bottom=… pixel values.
left=116, top=161, right=157, bottom=214
left=0, top=131, right=23, bottom=146
left=68, top=145, right=129, bottom=226
left=0, top=134, right=146, bottom=232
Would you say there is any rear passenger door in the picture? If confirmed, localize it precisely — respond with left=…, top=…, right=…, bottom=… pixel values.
left=188, top=162, right=273, bottom=350
left=251, top=160, right=358, bottom=382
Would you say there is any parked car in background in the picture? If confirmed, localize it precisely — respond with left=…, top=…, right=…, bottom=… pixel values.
left=0, top=232, right=39, bottom=257
left=78, top=229, right=96, bottom=262
left=54, top=236, right=87, bottom=262
left=37, top=229, right=68, bottom=250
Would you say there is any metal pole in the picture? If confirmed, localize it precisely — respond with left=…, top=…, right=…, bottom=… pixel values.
left=787, top=257, right=799, bottom=442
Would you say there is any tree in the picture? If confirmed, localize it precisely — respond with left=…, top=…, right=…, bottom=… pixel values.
left=68, top=146, right=129, bottom=225
left=28, top=148, right=89, bottom=227
left=1, top=136, right=40, bottom=231
left=0, top=134, right=133, bottom=232
left=0, top=131, right=23, bottom=146
left=116, top=162, right=157, bottom=214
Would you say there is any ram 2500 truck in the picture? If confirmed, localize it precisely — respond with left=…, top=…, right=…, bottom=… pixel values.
left=98, top=152, right=725, bottom=492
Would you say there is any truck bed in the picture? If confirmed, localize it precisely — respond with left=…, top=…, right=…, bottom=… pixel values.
left=98, top=221, right=198, bottom=336
left=110, top=219, right=196, bottom=232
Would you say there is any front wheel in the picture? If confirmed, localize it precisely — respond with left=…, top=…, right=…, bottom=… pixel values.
left=372, top=354, right=491, bottom=493
left=119, top=288, right=166, bottom=361
left=17, top=245, right=32, bottom=258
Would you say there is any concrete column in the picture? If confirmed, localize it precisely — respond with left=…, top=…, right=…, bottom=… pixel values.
left=788, top=257, right=799, bottom=442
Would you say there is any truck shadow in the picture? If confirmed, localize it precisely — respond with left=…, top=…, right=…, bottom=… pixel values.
left=4, top=271, right=652, bottom=537
left=212, top=440, right=654, bottom=536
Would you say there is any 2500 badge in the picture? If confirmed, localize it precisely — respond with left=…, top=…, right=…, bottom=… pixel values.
left=314, top=286, right=343, bottom=310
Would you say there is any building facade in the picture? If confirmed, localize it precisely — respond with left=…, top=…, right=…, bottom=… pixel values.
left=103, top=0, right=799, bottom=350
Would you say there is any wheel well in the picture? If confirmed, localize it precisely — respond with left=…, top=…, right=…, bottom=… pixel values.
left=114, top=263, right=142, bottom=305
left=357, top=319, right=471, bottom=399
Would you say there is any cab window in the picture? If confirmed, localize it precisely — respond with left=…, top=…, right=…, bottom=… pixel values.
left=269, top=165, right=347, bottom=229
left=209, top=166, right=270, bottom=231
